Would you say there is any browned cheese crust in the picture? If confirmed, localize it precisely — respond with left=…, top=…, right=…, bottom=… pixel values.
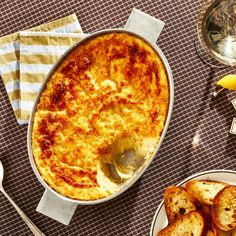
left=32, top=32, right=169, bottom=200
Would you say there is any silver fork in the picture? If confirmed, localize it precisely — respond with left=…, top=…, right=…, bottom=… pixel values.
left=0, top=160, right=45, bottom=236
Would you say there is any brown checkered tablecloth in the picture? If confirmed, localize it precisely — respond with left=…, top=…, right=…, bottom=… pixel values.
left=0, top=0, right=236, bottom=235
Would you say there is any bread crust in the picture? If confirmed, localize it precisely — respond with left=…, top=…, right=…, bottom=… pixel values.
left=212, top=186, right=236, bottom=231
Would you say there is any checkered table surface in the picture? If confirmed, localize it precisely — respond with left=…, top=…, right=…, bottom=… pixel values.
left=0, top=0, right=236, bottom=235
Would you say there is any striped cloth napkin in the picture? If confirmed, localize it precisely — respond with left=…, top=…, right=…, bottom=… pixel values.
left=0, top=14, right=85, bottom=124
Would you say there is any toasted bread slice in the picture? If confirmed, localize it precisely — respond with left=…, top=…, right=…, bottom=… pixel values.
left=157, top=211, right=205, bottom=236
left=164, top=186, right=196, bottom=224
left=212, top=185, right=236, bottom=231
left=186, top=180, right=229, bottom=206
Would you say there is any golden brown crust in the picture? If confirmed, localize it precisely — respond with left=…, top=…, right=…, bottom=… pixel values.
left=32, top=32, right=169, bottom=200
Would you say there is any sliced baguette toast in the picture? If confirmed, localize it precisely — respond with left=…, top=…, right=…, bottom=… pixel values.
left=164, top=186, right=196, bottom=224
left=185, top=180, right=229, bottom=206
left=212, top=185, right=236, bottom=231
left=157, top=211, right=205, bottom=236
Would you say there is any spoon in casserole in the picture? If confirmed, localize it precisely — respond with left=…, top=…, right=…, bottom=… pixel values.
left=0, top=160, right=45, bottom=236
left=107, top=138, right=156, bottom=181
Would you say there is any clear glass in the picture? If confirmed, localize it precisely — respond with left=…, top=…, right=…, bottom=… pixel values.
left=198, top=0, right=236, bottom=66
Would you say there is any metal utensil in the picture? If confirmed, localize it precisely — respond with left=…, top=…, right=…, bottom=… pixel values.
left=0, top=160, right=45, bottom=236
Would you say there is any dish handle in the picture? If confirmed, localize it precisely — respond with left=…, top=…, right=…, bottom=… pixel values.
left=36, top=189, right=78, bottom=225
left=124, top=8, right=165, bottom=44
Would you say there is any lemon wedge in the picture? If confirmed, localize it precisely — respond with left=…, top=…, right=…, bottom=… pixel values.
left=217, top=74, right=236, bottom=90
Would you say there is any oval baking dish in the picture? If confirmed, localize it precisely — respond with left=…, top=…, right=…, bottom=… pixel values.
left=27, top=29, right=174, bottom=205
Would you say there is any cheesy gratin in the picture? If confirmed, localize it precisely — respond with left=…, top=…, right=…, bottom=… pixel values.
left=32, top=32, right=169, bottom=200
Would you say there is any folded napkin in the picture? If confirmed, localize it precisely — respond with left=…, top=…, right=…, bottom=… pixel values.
left=0, top=14, right=83, bottom=124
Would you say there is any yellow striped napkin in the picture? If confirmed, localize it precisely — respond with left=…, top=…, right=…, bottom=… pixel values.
left=19, top=31, right=87, bottom=122
left=0, top=33, right=20, bottom=119
left=0, top=14, right=83, bottom=124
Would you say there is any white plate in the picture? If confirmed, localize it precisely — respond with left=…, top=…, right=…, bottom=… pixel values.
left=150, top=170, right=236, bottom=236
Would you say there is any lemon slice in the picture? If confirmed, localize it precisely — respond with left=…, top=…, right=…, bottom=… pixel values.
left=217, top=74, right=236, bottom=90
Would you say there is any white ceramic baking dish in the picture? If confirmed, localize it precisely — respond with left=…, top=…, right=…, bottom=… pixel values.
left=27, top=8, right=174, bottom=225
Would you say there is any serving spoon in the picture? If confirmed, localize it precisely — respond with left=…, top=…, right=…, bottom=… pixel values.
left=0, top=160, right=45, bottom=236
